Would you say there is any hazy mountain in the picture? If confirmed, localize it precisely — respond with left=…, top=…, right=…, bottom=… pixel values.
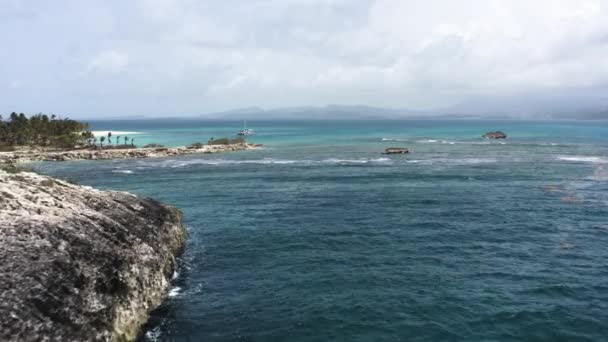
left=205, top=105, right=423, bottom=120
left=437, top=88, right=608, bottom=120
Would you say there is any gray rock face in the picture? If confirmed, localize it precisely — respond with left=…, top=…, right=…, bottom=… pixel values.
left=0, top=171, right=186, bottom=341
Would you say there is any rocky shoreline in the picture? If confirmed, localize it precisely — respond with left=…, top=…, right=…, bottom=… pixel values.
left=0, top=171, right=187, bottom=341
left=0, top=143, right=260, bottom=164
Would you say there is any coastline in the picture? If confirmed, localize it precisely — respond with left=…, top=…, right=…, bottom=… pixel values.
left=0, top=143, right=261, bottom=164
left=0, top=141, right=262, bottom=341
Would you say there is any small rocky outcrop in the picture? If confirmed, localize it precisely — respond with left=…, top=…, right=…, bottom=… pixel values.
left=0, top=143, right=261, bottom=164
left=0, top=171, right=187, bottom=341
left=383, top=147, right=410, bottom=154
left=482, top=131, right=507, bottom=139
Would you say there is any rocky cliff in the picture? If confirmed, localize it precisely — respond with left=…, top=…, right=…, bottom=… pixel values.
left=0, top=171, right=187, bottom=341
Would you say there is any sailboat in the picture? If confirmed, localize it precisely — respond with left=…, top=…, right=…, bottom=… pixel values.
left=237, top=120, right=255, bottom=136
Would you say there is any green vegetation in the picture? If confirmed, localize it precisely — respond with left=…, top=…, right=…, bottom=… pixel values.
left=188, top=142, right=205, bottom=149
left=0, top=112, right=93, bottom=149
left=207, top=137, right=245, bottom=145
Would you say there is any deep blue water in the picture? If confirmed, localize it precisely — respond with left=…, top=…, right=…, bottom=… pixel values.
left=35, top=119, right=608, bottom=341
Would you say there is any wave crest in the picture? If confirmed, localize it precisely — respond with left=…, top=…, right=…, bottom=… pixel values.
left=557, top=156, right=607, bottom=163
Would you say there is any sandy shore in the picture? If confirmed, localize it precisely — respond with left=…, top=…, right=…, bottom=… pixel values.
left=0, top=143, right=261, bottom=164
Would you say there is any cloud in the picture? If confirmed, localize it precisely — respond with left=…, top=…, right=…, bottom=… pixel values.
left=8, top=81, right=23, bottom=89
left=1, top=0, right=608, bottom=116
left=88, top=50, right=129, bottom=74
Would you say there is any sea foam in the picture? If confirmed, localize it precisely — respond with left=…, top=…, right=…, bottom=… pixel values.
left=112, top=169, right=134, bottom=174
left=557, top=156, right=607, bottom=163
left=168, top=287, right=181, bottom=297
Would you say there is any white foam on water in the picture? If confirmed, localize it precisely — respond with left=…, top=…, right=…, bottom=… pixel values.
left=557, top=156, right=607, bottom=163
left=322, top=158, right=369, bottom=164
left=403, top=157, right=499, bottom=166
left=431, top=158, right=497, bottom=165
left=145, top=327, right=162, bottom=341
left=382, top=138, right=408, bottom=142
left=141, top=157, right=396, bottom=169
left=147, top=158, right=299, bottom=168
left=272, top=160, right=298, bottom=164
left=456, top=158, right=497, bottom=164
left=112, top=169, right=134, bottom=174
left=321, top=158, right=393, bottom=165
left=415, top=139, right=490, bottom=145
left=168, top=287, right=181, bottom=297
left=414, top=139, right=455, bottom=144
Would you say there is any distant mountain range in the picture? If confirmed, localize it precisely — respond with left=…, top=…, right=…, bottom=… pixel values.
left=434, top=88, right=608, bottom=120
left=206, top=105, right=418, bottom=120
left=86, top=90, right=608, bottom=120
left=204, top=103, right=608, bottom=120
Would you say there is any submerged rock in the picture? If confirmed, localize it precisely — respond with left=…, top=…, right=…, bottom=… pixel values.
left=482, top=131, right=507, bottom=139
left=0, top=171, right=186, bottom=341
left=383, top=147, right=410, bottom=154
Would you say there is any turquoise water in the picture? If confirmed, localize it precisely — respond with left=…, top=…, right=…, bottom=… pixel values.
left=36, top=120, right=608, bottom=341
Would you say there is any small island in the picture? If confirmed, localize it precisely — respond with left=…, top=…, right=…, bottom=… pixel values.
left=0, top=112, right=261, bottom=164
left=383, top=147, right=410, bottom=154
left=482, top=131, right=507, bottom=139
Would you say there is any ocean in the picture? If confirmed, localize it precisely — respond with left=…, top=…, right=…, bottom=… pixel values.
left=35, top=119, right=608, bottom=341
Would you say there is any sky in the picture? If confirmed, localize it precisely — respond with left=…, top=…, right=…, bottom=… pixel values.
left=2, top=0, right=608, bottom=118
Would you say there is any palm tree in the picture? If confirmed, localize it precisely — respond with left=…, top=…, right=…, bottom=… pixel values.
left=93, top=137, right=98, bottom=148
left=100, top=136, right=105, bottom=148
left=116, top=135, right=120, bottom=145
left=107, top=132, right=112, bottom=145
left=131, top=138, right=134, bottom=147
left=124, top=136, right=128, bottom=145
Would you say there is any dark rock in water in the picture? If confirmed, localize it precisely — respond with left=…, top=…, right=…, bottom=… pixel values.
left=383, top=147, right=409, bottom=154
left=0, top=171, right=186, bottom=342
left=482, top=131, right=507, bottom=139
left=142, top=143, right=164, bottom=148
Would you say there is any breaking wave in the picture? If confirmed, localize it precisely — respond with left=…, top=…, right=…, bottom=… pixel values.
left=112, top=169, right=134, bottom=174
left=139, top=157, right=395, bottom=169
left=382, top=138, right=409, bottom=142
left=557, top=156, right=608, bottom=163
left=168, top=287, right=182, bottom=297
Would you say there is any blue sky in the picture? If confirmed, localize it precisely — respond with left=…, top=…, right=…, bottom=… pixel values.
left=2, top=0, right=608, bottom=117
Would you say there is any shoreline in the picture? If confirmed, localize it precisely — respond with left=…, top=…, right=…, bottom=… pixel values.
left=0, top=143, right=261, bottom=164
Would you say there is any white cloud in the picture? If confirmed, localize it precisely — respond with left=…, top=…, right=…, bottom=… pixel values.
left=2, top=0, right=608, bottom=116
left=88, top=50, right=129, bottom=74
left=8, top=81, right=23, bottom=89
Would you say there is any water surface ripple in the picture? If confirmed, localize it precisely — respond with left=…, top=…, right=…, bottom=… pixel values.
left=37, top=120, right=608, bottom=341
